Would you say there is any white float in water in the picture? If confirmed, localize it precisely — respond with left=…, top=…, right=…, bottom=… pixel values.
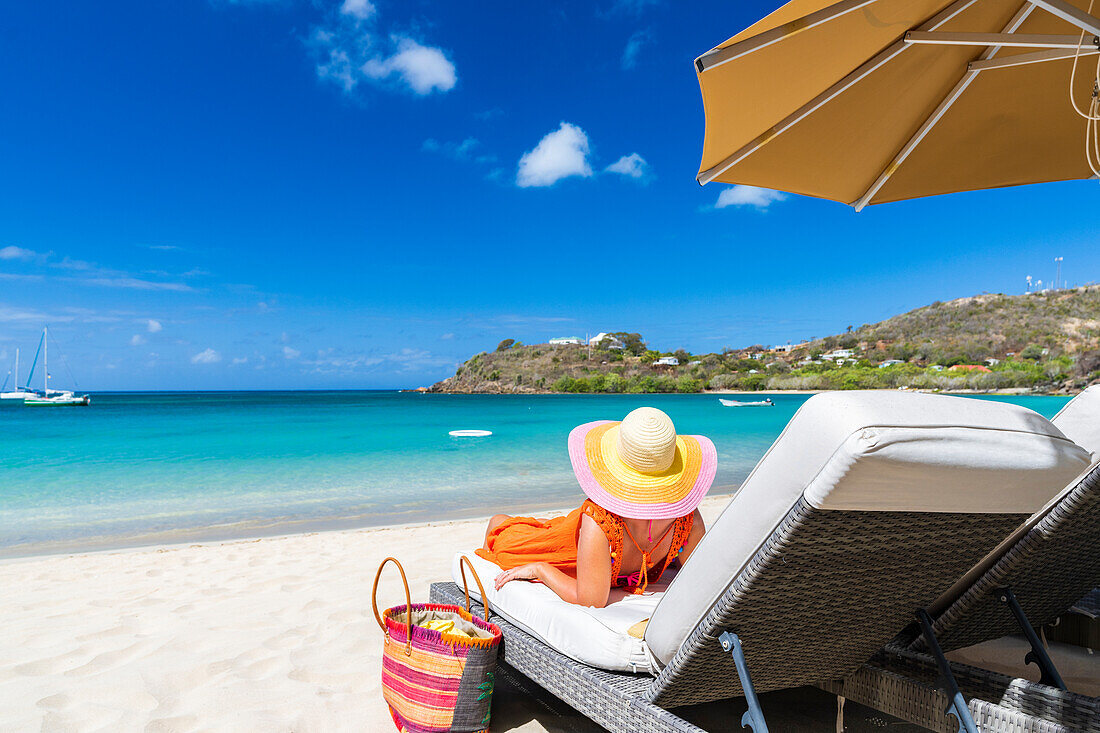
left=449, top=429, right=493, bottom=437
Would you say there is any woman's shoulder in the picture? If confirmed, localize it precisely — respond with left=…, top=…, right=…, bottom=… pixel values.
left=580, top=500, right=622, bottom=540
left=581, top=499, right=623, bottom=525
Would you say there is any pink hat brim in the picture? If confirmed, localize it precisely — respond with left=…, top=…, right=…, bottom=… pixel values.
left=568, top=420, right=718, bottom=520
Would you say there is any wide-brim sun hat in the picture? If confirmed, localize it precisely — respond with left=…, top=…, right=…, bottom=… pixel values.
left=568, top=407, right=717, bottom=520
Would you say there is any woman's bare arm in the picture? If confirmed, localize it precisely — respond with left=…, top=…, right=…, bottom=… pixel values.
left=493, top=514, right=612, bottom=607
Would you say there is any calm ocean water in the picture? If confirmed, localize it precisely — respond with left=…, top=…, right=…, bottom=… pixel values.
left=0, top=391, right=1071, bottom=556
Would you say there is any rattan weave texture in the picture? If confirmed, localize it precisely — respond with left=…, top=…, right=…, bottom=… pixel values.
left=922, top=464, right=1100, bottom=653
left=822, top=644, right=1099, bottom=732
left=1072, top=588, right=1100, bottom=618
left=646, top=498, right=1025, bottom=708
left=430, top=582, right=706, bottom=733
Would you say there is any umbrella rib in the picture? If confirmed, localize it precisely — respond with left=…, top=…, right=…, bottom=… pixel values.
left=970, top=44, right=1099, bottom=70
left=904, top=31, right=1091, bottom=47
left=695, top=0, right=881, bottom=73
left=1026, top=0, right=1100, bottom=36
left=852, top=2, right=1037, bottom=210
left=697, top=0, right=981, bottom=186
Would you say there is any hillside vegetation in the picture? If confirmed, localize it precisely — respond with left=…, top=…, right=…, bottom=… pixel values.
left=429, top=287, right=1100, bottom=394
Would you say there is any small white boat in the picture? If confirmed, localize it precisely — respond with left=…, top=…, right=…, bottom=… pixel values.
left=719, top=398, right=774, bottom=407
left=449, top=429, right=492, bottom=437
left=24, top=390, right=90, bottom=406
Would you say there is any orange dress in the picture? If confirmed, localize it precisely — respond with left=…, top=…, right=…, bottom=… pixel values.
left=477, top=499, right=694, bottom=594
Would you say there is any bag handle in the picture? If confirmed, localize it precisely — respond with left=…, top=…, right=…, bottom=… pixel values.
left=458, top=555, right=492, bottom=623
left=372, top=556, right=413, bottom=656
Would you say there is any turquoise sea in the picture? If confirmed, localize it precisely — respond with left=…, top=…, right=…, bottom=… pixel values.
left=0, top=392, right=1071, bottom=557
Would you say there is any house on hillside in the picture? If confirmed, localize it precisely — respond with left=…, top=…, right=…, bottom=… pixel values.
left=654, top=356, right=679, bottom=366
left=589, top=333, right=626, bottom=350
left=947, top=364, right=992, bottom=373
left=878, top=359, right=905, bottom=368
left=549, top=337, right=583, bottom=346
left=773, top=342, right=809, bottom=353
left=822, top=348, right=854, bottom=361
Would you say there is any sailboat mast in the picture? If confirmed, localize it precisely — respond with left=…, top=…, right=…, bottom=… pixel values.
left=14, top=348, right=18, bottom=391
left=43, top=327, right=48, bottom=394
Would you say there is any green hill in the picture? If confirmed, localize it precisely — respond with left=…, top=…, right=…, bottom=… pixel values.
left=429, top=287, right=1100, bottom=394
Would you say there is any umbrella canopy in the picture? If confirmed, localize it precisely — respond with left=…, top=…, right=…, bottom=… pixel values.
left=695, top=0, right=1100, bottom=209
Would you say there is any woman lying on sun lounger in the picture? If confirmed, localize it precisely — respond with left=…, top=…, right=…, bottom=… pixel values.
left=478, top=407, right=715, bottom=608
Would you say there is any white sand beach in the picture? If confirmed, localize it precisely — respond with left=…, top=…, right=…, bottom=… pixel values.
left=1, top=499, right=738, bottom=732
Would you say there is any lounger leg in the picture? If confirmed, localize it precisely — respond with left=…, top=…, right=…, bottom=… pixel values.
left=915, top=609, right=978, bottom=733
left=997, top=587, right=1068, bottom=690
left=717, top=631, right=769, bottom=733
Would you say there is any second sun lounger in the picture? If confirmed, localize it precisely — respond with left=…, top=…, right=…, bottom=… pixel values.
left=825, top=388, right=1100, bottom=731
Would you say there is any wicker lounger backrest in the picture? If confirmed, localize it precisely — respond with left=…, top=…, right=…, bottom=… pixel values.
left=912, top=387, right=1100, bottom=653
left=641, top=391, right=1092, bottom=708
left=920, top=463, right=1100, bottom=651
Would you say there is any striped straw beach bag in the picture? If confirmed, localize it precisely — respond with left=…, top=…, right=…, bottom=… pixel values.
left=373, top=556, right=502, bottom=733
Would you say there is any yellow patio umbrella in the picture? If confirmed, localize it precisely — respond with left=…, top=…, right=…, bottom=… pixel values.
left=695, top=0, right=1100, bottom=209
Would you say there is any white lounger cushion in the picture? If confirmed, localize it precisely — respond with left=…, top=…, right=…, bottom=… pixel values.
left=645, top=391, right=1092, bottom=666
left=451, top=551, right=665, bottom=673
left=1052, top=385, right=1100, bottom=458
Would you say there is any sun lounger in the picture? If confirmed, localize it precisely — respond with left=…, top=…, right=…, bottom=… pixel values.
left=821, top=388, right=1100, bottom=732
left=823, top=460, right=1100, bottom=732
left=430, top=392, right=1089, bottom=732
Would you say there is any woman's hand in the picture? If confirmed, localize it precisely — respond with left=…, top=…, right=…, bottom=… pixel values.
left=494, top=562, right=543, bottom=590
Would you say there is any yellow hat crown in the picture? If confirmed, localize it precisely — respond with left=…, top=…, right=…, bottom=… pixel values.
left=617, top=407, right=677, bottom=474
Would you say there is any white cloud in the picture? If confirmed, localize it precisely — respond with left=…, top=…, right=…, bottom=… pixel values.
left=80, top=277, right=193, bottom=292
left=191, top=348, right=221, bottom=364
left=621, top=30, right=651, bottom=70
left=0, top=246, right=35, bottom=261
left=317, top=47, right=357, bottom=92
left=440, top=333, right=454, bottom=340
left=283, top=346, right=301, bottom=359
left=231, top=357, right=249, bottom=365
left=146, top=319, right=162, bottom=333
left=130, top=334, right=146, bottom=346
left=310, top=2, right=457, bottom=100
left=422, top=137, right=493, bottom=164
left=516, top=122, right=593, bottom=188
left=340, top=0, right=375, bottom=20
left=362, top=38, right=457, bottom=95
left=605, top=153, right=649, bottom=180
left=0, top=305, right=73, bottom=323
left=715, top=185, right=787, bottom=210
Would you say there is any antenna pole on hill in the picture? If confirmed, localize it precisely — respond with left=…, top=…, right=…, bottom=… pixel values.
left=1054, top=257, right=1063, bottom=290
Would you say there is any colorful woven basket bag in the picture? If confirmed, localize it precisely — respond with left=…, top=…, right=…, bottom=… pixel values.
left=373, top=556, right=502, bottom=733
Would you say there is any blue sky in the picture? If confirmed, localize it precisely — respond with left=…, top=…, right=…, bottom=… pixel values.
left=1, top=0, right=1097, bottom=390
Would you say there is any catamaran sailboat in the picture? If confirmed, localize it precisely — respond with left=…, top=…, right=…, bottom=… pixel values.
left=22, top=327, right=90, bottom=406
left=0, top=348, right=29, bottom=403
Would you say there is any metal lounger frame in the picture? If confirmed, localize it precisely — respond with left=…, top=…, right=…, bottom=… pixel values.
left=431, top=582, right=1080, bottom=732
